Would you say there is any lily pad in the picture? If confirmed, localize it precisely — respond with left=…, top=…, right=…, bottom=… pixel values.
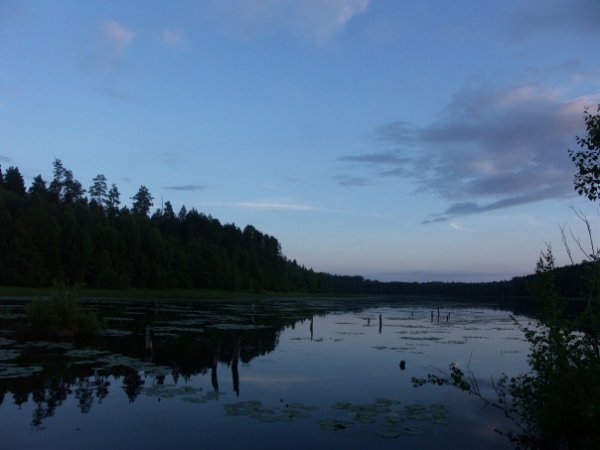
left=0, top=364, right=44, bottom=379
left=402, top=426, right=428, bottom=435
left=208, top=324, right=271, bottom=331
left=97, top=329, right=133, bottom=337
left=319, top=419, right=355, bottom=431
left=377, top=428, right=400, bottom=439
left=0, top=349, right=21, bottom=361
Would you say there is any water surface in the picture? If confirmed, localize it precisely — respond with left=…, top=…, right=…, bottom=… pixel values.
left=0, top=297, right=533, bottom=449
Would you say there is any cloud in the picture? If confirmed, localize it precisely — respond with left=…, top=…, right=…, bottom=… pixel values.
left=159, top=29, right=185, bottom=46
left=0, top=155, right=11, bottom=163
left=448, top=222, right=476, bottom=232
left=333, top=175, right=373, bottom=187
left=104, top=21, right=135, bottom=50
left=510, top=0, right=600, bottom=40
left=233, top=200, right=323, bottom=211
left=98, top=20, right=135, bottom=73
left=98, top=85, right=132, bottom=101
left=204, top=0, right=372, bottom=43
left=162, top=184, right=208, bottom=191
left=344, top=81, right=599, bottom=220
left=339, top=151, right=409, bottom=166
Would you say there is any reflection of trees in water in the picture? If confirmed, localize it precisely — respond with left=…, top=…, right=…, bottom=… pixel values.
left=1, top=297, right=522, bottom=428
left=122, top=371, right=144, bottom=403
left=0, top=305, right=319, bottom=427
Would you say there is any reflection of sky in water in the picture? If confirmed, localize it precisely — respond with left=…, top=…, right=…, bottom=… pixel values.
left=0, top=301, right=531, bottom=449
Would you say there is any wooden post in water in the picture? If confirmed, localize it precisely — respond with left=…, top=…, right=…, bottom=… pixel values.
left=145, top=326, right=153, bottom=352
left=231, top=337, right=240, bottom=396
left=211, top=343, right=220, bottom=393
left=379, top=314, right=382, bottom=334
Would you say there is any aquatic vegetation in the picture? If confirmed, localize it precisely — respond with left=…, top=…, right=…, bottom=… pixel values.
left=224, top=400, right=317, bottom=423
left=322, top=398, right=448, bottom=438
left=143, top=384, right=203, bottom=398
left=0, top=348, right=21, bottom=361
left=0, top=363, right=43, bottom=379
left=26, top=287, right=103, bottom=337
left=97, top=328, right=133, bottom=337
left=208, top=323, right=271, bottom=330
left=319, top=419, right=355, bottom=431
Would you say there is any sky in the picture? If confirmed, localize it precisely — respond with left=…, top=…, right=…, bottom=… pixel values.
left=2, top=0, right=600, bottom=282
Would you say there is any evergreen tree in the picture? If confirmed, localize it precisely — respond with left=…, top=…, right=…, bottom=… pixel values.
left=107, top=183, right=121, bottom=211
left=131, top=185, right=153, bottom=216
left=49, top=158, right=66, bottom=202
left=4, top=166, right=26, bottom=195
left=89, top=174, right=108, bottom=207
left=29, top=175, right=49, bottom=198
left=62, top=169, right=85, bottom=204
left=0, top=164, right=4, bottom=187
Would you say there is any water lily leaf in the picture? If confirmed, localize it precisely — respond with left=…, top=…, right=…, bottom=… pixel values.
left=97, top=329, right=133, bottom=337
left=377, top=428, right=400, bottom=438
left=0, top=364, right=43, bottom=379
left=0, top=349, right=21, bottom=361
left=319, top=419, right=355, bottom=431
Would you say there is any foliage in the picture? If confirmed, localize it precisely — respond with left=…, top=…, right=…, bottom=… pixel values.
left=569, top=104, right=600, bottom=201
left=0, top=158, right=335, bottom=293
left=3, top=166, right=26, bottom=195
left=26, top=286, right=103, bottom=337
left=413, top=248, right=600, bottom=449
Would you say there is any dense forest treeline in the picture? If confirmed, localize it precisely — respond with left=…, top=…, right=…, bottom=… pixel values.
left=0, top=159, right=588, bottom=298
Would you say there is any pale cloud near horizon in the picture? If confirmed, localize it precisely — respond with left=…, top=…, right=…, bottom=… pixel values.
left=162, top=184, right=208, bottom=192
left=232, top=199, right=323, bottom=211
left=202, top=0, right=372, bottom=42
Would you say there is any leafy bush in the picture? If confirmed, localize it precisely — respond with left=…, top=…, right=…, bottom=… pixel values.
left=413, top=246, right=600, bottom=449
left=26, top=287, right=103, bottom=337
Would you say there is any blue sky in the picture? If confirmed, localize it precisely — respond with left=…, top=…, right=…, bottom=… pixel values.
left=2, top=0, right=600, bottom=281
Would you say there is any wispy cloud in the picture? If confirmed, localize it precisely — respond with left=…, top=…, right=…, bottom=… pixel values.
left=162, top=184, right=208, bottom=191
left=158, top=29, right=185, bottom=46
left=97, top=85, right=132, bottom=101
left=333, top=175, right=372, bottom=187
left=0, top=155, right=11, bottom=163
left=448, top=222, right=476, bottom=232
left=203, top=0, right=372, bottom=43
left=98, top=20, right=135, bottom=73
left=343, top=81, right=599, bottom=220
left=232, top=200, right=323, bottom=211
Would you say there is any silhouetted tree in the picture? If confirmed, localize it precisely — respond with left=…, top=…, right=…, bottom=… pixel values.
left=107, top=183, right=120, bottom=212
left=569, top=104, right=600, bottom=200
left=29, top=175, right=49, bottom=198
left=89, top=174, right=108, bottom=207
left=4, top=166, right=26, bottom=195
left=62, top=169, right=85, bottom=204
left=131, top=185, right=153, bottom=216
left=49, top=158, right=66, bottom=202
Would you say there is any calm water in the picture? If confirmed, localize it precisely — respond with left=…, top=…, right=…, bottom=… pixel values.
left=0, top=297, right=533, bottom=449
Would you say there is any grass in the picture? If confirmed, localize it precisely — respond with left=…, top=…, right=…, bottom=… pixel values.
left=0, top=285, right=350, bottom=303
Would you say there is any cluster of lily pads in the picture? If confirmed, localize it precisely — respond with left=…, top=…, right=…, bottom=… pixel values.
left=324, top=399, right=449, bottom=438
left=224, top=400, right=318, bottom=423
left=218, top=396, right=449, bottom=439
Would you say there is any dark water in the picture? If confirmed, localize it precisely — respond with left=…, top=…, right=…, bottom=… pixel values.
left=0, top=297, right=533, bottom=449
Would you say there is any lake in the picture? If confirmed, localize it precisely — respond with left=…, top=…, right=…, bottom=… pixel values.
left=0, top=297, right=533, bottom=449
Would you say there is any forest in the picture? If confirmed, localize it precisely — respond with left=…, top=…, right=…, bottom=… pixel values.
left=0, top=158, right=588, bottom=298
